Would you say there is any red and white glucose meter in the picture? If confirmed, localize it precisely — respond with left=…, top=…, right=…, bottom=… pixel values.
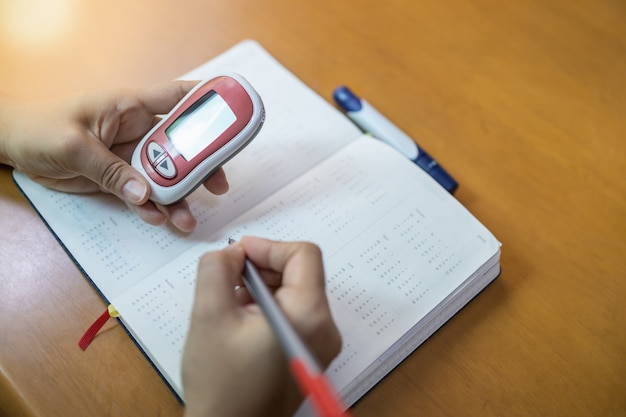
left=131, top=73, right=265, bottom=205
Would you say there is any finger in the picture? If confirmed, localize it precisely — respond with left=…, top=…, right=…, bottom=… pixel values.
left=240, top=237, right=341, bottom=365
left=192, top=244, right=245, bottom=319
left=126, top=201, right=168, bottom=226
left=233, top=270, right=282, bottom=306
left=67, top=137, right=150, bottom=205
left=203, top=167, right=229, bottom=195
left=80, top=81, right=200, bottom=147
left=155, top=200, right=197, bottom=233
left=240, top=236, right=325, bottom=292
left=136, top=80, right=200, bottom=115
left=109, top=141, right=137, bottom=163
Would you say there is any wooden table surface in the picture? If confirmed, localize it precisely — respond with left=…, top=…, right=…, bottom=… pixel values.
left=1, top=1, right=625, bottom=416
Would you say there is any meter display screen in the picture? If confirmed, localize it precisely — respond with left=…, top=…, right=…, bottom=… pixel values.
left=165, top=91, right=237, bottom=161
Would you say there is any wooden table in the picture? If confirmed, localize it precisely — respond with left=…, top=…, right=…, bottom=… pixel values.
left=1, top=1, right=625, bottom=416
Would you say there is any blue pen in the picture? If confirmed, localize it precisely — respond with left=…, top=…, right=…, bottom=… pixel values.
left=333, top=86, right=458, bottom=194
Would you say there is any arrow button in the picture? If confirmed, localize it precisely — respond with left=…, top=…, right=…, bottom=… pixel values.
left=147, top=141, right=165, bottom=163
left=155, top=156, right=177, bottom=179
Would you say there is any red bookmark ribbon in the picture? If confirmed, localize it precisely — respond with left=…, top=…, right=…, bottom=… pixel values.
left=78, top=305, right=119, bottom=350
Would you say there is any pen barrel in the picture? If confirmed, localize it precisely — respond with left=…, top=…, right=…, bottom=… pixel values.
left=347, top=101, right=419, bottom=160
left=333, top=85, right=458, bottom=193
left=242, top=259, right=320, bottom=370
left=414, top=148, right=459, bottom=193
left=349, top=103, right=458, bottom=193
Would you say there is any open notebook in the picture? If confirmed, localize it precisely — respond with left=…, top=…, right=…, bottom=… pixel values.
left=13, top=40, right=501, bottom=416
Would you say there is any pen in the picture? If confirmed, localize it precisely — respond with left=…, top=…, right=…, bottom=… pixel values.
left=228, top=238, right=351, bottom=417
left=332, top=86, right=458, bottom=193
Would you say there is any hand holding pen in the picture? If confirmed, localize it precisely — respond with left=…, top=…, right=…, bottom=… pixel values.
left=182, top=236, right=348, bottom=417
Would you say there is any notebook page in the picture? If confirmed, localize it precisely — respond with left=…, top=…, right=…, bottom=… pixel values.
left=112, top=136, right=500, bottom=399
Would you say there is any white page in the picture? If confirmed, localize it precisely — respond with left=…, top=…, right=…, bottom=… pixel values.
left=112, top=136, right=500, bottom=399
left=12, top=40, right=361, bottom=300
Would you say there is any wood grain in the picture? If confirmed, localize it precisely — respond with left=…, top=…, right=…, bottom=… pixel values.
left=1, top=0, right=624, bottom=416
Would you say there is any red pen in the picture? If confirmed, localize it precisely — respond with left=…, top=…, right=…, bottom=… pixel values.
left=229, top=238, right=352, bottom=417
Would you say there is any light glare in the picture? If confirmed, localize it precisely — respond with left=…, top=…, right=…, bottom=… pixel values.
left=0, top=0, right=76, bottom=49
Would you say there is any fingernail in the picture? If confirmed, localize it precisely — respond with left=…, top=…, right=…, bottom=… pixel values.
left=122, top=179, right=148, bottom=204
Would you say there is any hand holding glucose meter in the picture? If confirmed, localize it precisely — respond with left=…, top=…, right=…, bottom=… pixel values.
left=131, top=73, right=264, bottom=205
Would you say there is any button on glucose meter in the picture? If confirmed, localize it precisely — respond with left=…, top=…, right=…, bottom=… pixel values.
left=145, top=142, right=177, bottom=178
left=131, top=73, right=265, bottom=205
left=146, top=142, right=165, bottom=163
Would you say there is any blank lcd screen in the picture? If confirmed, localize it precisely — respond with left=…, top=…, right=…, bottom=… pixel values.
left=166, top=91, right=237, bottom=161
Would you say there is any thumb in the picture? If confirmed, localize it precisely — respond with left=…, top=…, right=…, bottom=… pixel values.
left=74, top=139, right=150, bottom=205
left=194, top=244, right=246, bottom=318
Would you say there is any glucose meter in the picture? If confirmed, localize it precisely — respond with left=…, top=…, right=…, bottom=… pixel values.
left=131, top=73, right=264, bottom=205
